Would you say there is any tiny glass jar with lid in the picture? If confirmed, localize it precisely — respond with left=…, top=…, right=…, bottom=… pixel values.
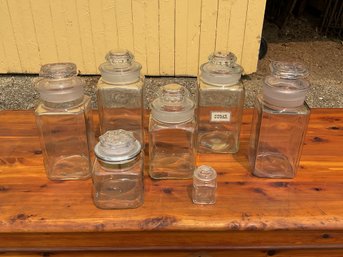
left=249, top=61, right=311, bottom=179
left=192, top=165, right=217, bottom=205
left=92, top=129, right=144, bottom=209
left=198, top=51, right=245, bottom=154
left=97, top=50, right=144, bottom=146
left=149, top=84, right=196, bottom=179
left=35, top=63, right=94, bottom=181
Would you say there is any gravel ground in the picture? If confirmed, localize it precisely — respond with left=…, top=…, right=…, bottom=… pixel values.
left=1, top=39, right=342, bottom=110
left=247, top=40, right=343, bottom=108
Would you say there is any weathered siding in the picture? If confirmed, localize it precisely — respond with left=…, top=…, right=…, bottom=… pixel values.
left=0, top=0, right=266, bottom=75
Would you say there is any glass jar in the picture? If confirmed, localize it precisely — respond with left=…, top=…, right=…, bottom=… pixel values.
left=249, top=61, right=311, bottom=179
left=149, top=84, right=196, bottom=179
left=198, top=51, right=245, bottom=153
left=192, top=165, right=217, bottom=204
left=35, top=63, right=94, bottom=181
left=92, top=129, right=144, bottom=209
left=97, top=50, right=144, bottom=146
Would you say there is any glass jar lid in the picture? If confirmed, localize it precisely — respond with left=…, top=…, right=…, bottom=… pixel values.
left=270, top=61, right=309, bottom=79
left=263, top=61, right=310, bottom=107
left=200, top=51, right=243, bottom=86
left=94, top=129, right=141, bottom=163
left=99, top=50, right=142, bottom=84
left=193, top=165, right=217, bottom=186
left=39, top=62, right=78, bottom=79
left=151, top=84, right=195, bottom=123
left=35, top=63, right=84, bottom=103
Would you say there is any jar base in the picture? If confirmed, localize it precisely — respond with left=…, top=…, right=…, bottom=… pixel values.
left=92, top=177, right=144, bottom=209
left=149, top=152, right=194, bottom=179
left=149, top=173, right=193, bottom=180
left=252, top=152, right=295, bottom=179
left=46, top=155, right=91, bottom=180
left=93, top=199, right=143, bottom=210
left=198, top=131, right=238, bottom=153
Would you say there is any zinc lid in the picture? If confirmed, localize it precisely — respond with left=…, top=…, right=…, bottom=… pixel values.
left=200, top=51, right=243, bottom=86
left=99, top=50, right=142, bottom=84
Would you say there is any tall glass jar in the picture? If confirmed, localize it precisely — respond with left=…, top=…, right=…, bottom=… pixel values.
left=249, top=61, right=311, bottom=179
left=92, top=129, right=144, bottom=209
left=149, top=84, right=196, bottom=179
left=198, top=51, right=244, bottom=153
left=97, top=50, right=144, bottom=146
left=35, top=63, right=94, bottom=181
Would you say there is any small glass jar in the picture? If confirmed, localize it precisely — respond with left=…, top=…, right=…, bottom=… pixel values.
left=92, top=129, right=144, bottom=209
left=97, top=50, right=144, bottom=146
left=249, top=61, right=311, bottom=179
left=192, top=165, right=217, bottom=204
left=35, top=63, right=94, bottom=181
left=198, top=51, right=245, bottom=153
left=149, top=84, right=196, bottom=179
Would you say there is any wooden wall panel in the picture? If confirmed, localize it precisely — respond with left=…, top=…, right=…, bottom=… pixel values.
left=0, top=0, right=22, bottom=72
left=227, top=0, right=249, bottom=64
left=76, top=0, right=97, bottom=73
left=49, top=0, right=72, bottom=64
left=159, top=0, right=175, bottom=75
left=0, top=0, right=266, bottom=75
left=145, top=0, right=160, bottom=75
left=30, top=0, right=59, bottom=65
left=241, top=0, right=267, bottom=73
left=132, top=0, right=148, bottom=74
left=6, top=0, right=41, bottom=72
left=198, top=0, right=219, bottom=70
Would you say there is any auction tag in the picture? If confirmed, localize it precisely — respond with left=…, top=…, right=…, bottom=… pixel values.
left=210, top=111, right=231, bottom=122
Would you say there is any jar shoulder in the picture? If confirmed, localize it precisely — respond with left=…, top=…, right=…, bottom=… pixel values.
left=257, top=95, right=311, bottom=116
left=149, top=116, right=196, bottom=131
left=97, top=78, right=143, bottom=90
left=35, top=96, right=91, bottom=115
left=93, top=157, right=143, bottom=176
left=199, top=80, right=244, bottom=91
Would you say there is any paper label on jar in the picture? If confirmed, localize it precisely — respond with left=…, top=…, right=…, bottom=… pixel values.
left=210, top=112, right=231, bottom=122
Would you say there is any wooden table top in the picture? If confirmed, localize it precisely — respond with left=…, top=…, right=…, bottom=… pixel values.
left=1, top=108, right=342, bottom=234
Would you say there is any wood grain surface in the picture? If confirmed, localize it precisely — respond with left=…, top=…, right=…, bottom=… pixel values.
left=0, top=109, right=343, bottom=252
left=4, top=249, right=343, bottom=257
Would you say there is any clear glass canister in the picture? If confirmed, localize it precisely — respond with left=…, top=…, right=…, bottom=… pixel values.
left=97, top=50, right=144, bottom=146
left=35, top=63, right=94, bottom=180
left=192, top=165, right=217, bottom=204
left=249, top=61, right=311, bottom=178
left=92, top=129, right=144, bottom=209
left=149, top=84, right=196, bottom=179
left=198, top=51, right=245, bottom=153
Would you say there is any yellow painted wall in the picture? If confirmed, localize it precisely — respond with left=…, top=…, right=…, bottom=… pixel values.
left=0, top=0, right=266, bottom=75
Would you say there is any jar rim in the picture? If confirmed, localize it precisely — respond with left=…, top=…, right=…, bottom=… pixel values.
left=39, top=63, right=78, bottom=79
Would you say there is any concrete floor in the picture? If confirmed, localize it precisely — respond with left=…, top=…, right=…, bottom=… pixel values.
left=0, top=40, right=342, bottom=110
